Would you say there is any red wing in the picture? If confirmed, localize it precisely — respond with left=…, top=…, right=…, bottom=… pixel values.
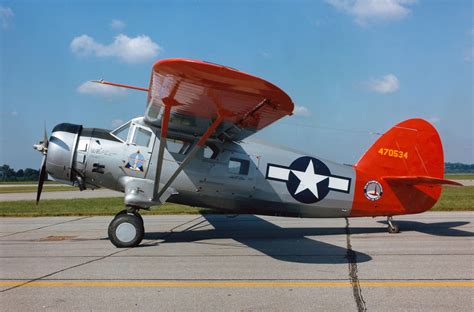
left=145, top=59, right=294, bottom=141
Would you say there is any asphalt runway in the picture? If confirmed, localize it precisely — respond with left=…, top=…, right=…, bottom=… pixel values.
left=0, top=212, right=473, bottom=311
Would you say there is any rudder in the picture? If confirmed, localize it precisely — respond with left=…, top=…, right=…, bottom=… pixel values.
left=351, top=118, right=446, bottom=217
left=356, top=118, right=444, bottom=178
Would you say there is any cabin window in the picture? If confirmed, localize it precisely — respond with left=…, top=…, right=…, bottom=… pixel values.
left=112, top=123, right=131, bottom=142
left=132, top=127, right=152, bottom=147
left=166, top=138, right=192, bottom=155
left=146, top=105, right=161, bottom=120
left=228, top=158, right=249, bottom=175
left=203, top=144, right=219, bottom=159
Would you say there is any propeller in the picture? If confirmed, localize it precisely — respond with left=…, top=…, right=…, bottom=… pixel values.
left=33, top=126, right=49, bottom=204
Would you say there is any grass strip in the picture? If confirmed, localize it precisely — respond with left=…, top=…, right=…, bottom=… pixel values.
left=0, top=186, right=471, bottom=217
left=0, top=186, right=76, bottom=194
left=431, top=186, right=474, bottom=211
left=0, top=181, right=58, bottom=185
left=444, top=174, right=474, bottom=180
left=0, top=198, right=217, bottom=217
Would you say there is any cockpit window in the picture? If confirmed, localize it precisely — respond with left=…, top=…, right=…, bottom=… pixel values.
left=112, top=123, right=131, bottom=142
left=132, top=127, right=152, bottom=147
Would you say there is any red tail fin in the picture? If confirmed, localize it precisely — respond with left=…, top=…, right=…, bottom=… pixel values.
left=351, top=118, right=449, bottom=217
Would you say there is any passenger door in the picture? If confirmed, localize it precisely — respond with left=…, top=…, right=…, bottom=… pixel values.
left=122, top=123, right=155, bottom=177
left=228, top=153, right=258, bottom=195
left=205, top=151, right=256, bottom=197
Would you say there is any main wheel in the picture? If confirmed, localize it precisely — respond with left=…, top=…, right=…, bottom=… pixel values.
left=114, top=209, right=143, bottom=226
left=108, top=213, right=144, bottom=248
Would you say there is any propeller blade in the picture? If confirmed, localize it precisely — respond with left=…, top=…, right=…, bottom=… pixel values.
left=36, top=125, right=49, bottom=204
left=36, top=154, right=47, bottom=205
left=43, top=124, right=49, bottom=148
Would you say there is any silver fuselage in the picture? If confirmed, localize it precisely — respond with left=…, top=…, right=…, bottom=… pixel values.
left=46, top=117, right=355, bottom=218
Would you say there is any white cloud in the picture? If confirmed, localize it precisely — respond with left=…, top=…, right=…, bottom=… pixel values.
left=462, top=29, right=474, bottom=62
left=0, top=6, right=13, bottom=29
left=293, top=106, right=311, bottom=117
left=326, top=0, right=416, bottom=25
left=111, top=119, right=125, bottom=128
left=77, top=81, right=127, bottom=98
left=366, top=74, right=400, bottom=94
left=110, top=19, right=125, bottom=30
left=70, top=34, right=162, bottom=63
left=464, top=47, right=474, bottom=62
left=310, top=19, right=323, bottom=28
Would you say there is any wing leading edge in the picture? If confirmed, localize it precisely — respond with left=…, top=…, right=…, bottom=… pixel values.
left=144, top=59, right=294, bottom=141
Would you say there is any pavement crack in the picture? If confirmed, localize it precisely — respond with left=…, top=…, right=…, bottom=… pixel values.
left=345, top=217, right=367, bottom=312
left=1, top=216, right=210, bottom=293
left=0, top=217, right=90, bottom=238
left=0, top=248, right=129, bottom=293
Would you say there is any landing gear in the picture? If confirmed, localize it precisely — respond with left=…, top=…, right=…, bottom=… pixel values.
left=115, top=209, right=144, bottom=226
left=387, top=216, right=400, bottom=234
left=108, top=209, right=144, bottom=248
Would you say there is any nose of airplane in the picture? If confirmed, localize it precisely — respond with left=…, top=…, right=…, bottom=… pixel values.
left=46, top=123, right=83, bottom=182
left=33, top=123, right=82, bottom=203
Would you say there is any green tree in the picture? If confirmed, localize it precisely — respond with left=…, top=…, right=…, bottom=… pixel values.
left=0, top=165, right=15, bottom=179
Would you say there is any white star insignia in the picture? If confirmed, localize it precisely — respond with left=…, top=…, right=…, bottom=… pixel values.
left=291, top=160, right=328, bottom=199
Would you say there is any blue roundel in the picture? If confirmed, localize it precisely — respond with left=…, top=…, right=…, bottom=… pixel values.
left=286, top=156, right=331, bottom=204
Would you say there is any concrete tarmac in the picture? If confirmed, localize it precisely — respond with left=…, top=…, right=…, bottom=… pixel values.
left=0, top=212, right=473, bottom=311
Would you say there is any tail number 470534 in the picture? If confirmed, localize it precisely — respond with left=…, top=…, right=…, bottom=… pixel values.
left=378, top=148, right=408, bottom=159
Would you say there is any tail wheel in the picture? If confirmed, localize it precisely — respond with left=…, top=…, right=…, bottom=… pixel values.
left=388, top=223, right=400, bottom=234
left=387, top=216, right=400, bottom=234
left=108, top=213, right=144, bottom=248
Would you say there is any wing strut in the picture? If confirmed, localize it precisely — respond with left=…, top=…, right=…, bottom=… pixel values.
left=154, top=113, right=226, bottom=202
left=152, top=81, right=228, bottom=202
left=152, top=103, right=172, bottom=200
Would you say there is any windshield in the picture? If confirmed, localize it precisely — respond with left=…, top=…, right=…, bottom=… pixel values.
left=132, top=127, right=152, bottom=147
left=111, top=122, right=131, bottom=142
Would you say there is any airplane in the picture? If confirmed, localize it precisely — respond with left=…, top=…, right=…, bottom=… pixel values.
left=33, top=58, right=463, bottom=248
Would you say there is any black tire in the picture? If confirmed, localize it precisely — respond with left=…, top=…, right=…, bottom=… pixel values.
left=114, top=209, right=144, bottom=226
left=388, top=224, right=400, bottom=234
left=108, top=213, right=144, bottom=248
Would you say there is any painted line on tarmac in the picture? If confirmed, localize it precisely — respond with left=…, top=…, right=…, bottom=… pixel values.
left=0, top=281, right=472, bottom=288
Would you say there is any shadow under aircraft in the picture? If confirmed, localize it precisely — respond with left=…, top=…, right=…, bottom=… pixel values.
left=143, top=214, right=373, bottom=264
left=377, top=220, right=474, bottom=237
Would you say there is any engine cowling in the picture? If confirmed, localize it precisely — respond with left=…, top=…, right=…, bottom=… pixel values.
left=46, top=123, right=82, bottom=184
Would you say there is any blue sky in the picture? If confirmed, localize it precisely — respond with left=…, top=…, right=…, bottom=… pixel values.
left=0, top=0, right=473, bottom=170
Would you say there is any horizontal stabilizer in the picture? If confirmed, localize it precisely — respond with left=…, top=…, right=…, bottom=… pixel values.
left=382, top=176, right=463, bottom=186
